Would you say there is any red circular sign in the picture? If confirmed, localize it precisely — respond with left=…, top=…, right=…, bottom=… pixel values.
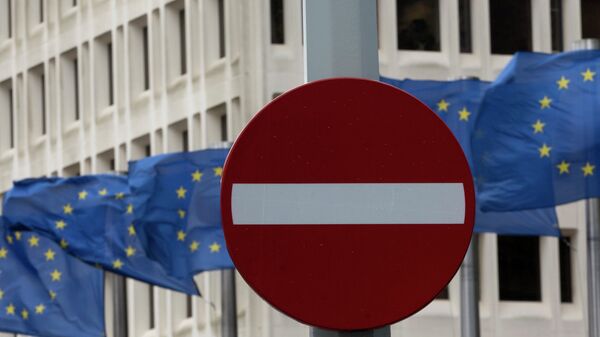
left=221, top=78, right=474, bottom=330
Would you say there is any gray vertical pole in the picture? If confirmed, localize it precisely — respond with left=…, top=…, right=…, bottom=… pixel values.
left=221, top=269, right=238, bottom=337
left=209, top=141, right=238, bottom=337
left=571, top=38, right=600, bottom=337
left=112, top=273, right=128, bottom=337
left=303, top=0, right=385, bottom=336
left=460, top=237, right=480, bottom=337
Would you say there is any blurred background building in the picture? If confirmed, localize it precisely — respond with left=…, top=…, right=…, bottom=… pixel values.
left=0, top=0, right=598, bottom=336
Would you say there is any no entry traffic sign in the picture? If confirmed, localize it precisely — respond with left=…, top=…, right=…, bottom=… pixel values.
left=221, top=78, right=475, bottom=330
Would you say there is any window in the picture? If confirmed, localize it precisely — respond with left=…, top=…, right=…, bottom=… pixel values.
left=459, top=0, right=472, bottom=53
left=179, top=9, right=187, bottom=75
left=497, top=235, right=541, bottom=301
left=0, top=0, right=11, bottom=40
left=182, top=130, right=189, bottom=152
left=28, top=64, right=46, bottom=137
left=97, top=150, right=115, bottom=173
left=559, top=236, right=573, bottom=303
left=149, top=285, right=155, bottom=329
left=143, top=26, right=150, bottom=90
left=94, top=33, right=114, bottom=110
left=186, top=295, right=193, bottom=318
left=39, top=0, right=44, bottom=23
left=396, top=0, right=440, bottom=51
left=63, top=163, right=80, bottom=177
left=61, top=49, right=80, bottom=123
left=0, top=79, right=14, bottom=151
left=206, top=104, right=228, bottom=145
left=436, top=286, right=449, bottom=300
left=489, top=0, right=532, bottom=54
left=270, top=0, right=285, bottom=44
left=550, top=0, right=563, bottom=52
left=581, top=0, right=600, bottom=40
left=218, top=0, right=225, bottom=58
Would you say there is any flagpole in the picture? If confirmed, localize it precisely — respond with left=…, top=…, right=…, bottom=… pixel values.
left=112, top=273, right=128, bottom=337
left=209, top=141, right=238, bottom=337
left=302, top=0, right=384, bottom=336
left=570, top=38, right=600, bottom=337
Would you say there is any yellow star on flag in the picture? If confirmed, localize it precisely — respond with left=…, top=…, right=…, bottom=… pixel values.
left=14, top=232, right=21, bottom=240
left=458, top=107, right=471, bottom=122
left=125, top=246, right=136, bottom=257
left=49, top=290, right=57, bottom=300
left=35, top=304, right=45, bottom=314
left=214, top=167, right=223, bottom=177
left=192, top=170, right=203, bottom=182
left=557, top=161, right=570, bottom=175
left=538, top=144, right=551, bottom=158
left=60, top=239, right=68, bottom=249
left=98, top=188, right=108, bottom=196
left=178, top=209, right=186, bottom=219
left=539, top=96, right=552, bottom=109
left=28, top=235, right=40, bottom=247
left=78, top=190, right=88, bottom=200
left=51, top=269, right=62, bottom=281
left=126, top=204, right=134, bottom=214
left=189, top=241, right=199, bottom=252
left=128, top=225, right=136, bottom=236
left=6, top=304, right=15, bottom=315
left=115, top=192, right=125, bottom=200
left=21, top=309, right=29, bottom=320
left=113, top=259, right=123, bottom=269
left=583, top=162, right=595, bottom=176
left=45, top=249, right=56, bottom=261
left=177, top=230, right=187, bottom=241
left=5, top=236, right=12, bottom=244
left=176, top=186, right=187, bottom=199
left=582, top=68, right=596, bottom=82
left=209, top=242, right=221, bottom=253
left=557, top=76, right=570, bottom=89
left=437, top=99, right=450, bottom=112
left=55, top=220, right=67, bottom=230
left=0, top=247, right=7, bottom=259
left=63, top=203, right=73, bottom=215
left=532, top=120, right=545, bottom=134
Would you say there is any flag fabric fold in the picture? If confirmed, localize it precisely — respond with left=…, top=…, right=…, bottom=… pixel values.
left=2, top=175, right=199, bottom=295
left=0, top=216, right=105, bottom=337
left=382, top=77, right=560, bottom=236
left=472, top=50, right=600, bottom=211
left=128, top=148, right=234, bottom=276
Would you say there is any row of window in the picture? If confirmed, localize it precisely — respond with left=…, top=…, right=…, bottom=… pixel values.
left=436, top=234, right=575, bottom=304
left=0, top=0, right=227, bottom=152
left=269, top=0, right=600, bottom=54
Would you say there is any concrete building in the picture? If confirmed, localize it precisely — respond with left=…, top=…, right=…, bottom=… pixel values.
left=0, top=0, right=598, bottom=336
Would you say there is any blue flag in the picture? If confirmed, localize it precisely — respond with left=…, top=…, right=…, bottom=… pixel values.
left=3, top=175, right=199, bottom=295
left=473, top=50, right=600, bottom=211
left=382, top=77, right=559, bottom=236
left=0, top=217, right=104, bottom=337
left=128, top=148, right=234, bottom=276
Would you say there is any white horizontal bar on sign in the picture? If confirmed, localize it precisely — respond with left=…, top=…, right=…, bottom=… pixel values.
left=231, top=183, right=465, bottom=225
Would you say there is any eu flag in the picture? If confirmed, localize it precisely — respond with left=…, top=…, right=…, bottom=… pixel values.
left=0, top=217, right=104, bottom=337
left=473, top=50, right=600, bottom=211
left=3, top=175, right=199, bottom=295
left=128, top=148, right=234, bottom=276
left=382, top=77, right=559, bottom=236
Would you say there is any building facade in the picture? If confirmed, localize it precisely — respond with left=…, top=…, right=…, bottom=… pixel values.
left=0, top=0, right=598, bottom=336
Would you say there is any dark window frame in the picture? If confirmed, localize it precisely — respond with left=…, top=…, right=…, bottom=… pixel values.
left=497, top=235, right=542, bottom=302
left=270, top=0, right=285, bottom=44
left=396, top=0, right=441, bottom=51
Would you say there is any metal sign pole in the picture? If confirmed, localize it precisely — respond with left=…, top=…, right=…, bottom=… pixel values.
left=460, top=237, right=480, bottom=337
left=570, top=38, right=600, bottom=337
left=302, top=0, right=385, bottom=335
